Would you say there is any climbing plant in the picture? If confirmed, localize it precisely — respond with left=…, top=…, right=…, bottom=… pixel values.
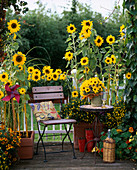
left=123, top=0, right=137, bottom=129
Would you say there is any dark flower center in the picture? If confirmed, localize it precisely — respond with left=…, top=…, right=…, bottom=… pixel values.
left=107, top=59, right=109, bottom=62
left=16, top=55, right=22, bottom=62
left=11, top=23, right=17, bottom=29
left=53, top=75, right=57, bottom=78
left=30, top=69, right=32, bottom=72
left=97, top=39, right=101, bottom=43
left=46, top=70, right=50, bottom=74
left=70, top=26, right=74, bottom=30
left=86, top=22, right=90, bottom=26
left=2, top=75, right=6, bottom=78
left=68, top=54, right=71, bottom=57
left=35, top=75, right=38, bottom=79
left=7, top=82, right=10, bottom=86
left=112, top=58, right=114, bottom=61
left=83, top=59, right=86, bottom=63
left=74, top=92, right=76, bottom=95
left=109, top=38, right=113, bottom=42
left=35, top=71, right=38, bottom=74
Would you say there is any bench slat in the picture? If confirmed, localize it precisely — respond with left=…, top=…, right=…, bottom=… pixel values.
left=32, top=86, right=63, bottom=93
left=33, top=92, right=64, bottom=100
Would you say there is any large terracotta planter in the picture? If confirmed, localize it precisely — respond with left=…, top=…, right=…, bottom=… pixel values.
left=18, top=131, right=35, bottom=159
left=73, top=122, right=92, bottom=149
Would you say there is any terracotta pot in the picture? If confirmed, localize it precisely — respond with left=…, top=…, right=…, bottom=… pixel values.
left=18, top=131, right=35, bottom=159
left=73, top=122, right=92, bottom=149
left=78, top=137, right=86, bottom=152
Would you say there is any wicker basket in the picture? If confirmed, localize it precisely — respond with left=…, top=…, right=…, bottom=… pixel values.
left=103, top=137, right=115, bottom=163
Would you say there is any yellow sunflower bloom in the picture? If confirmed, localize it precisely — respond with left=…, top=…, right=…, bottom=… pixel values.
left=83, top=67, right=90, bottom=74
left=81, top=20, right=93, bottom=28
left=65, top=51, right=73, bottom=61
left=93, top=87, right=99, bottom=94
left=126, top=72, right=131, bottom=79
left=111, top=55, right=116, bottom=64
left=60, top=74, right=66, bottom=80
left=106, top=35, right=115, bottom=45
left=5, top=80, right=12, bottom=86
left=80, top=57, right=89, bottom=66
left=55, top=69, right=62, bottom=75
left=85, top=87, right=90, bottom=93
left=67, top=24, right=76, bottom=34
left=12, top=52, right=26, bottom=66
left=19, top=88, right=26, bottom=94
left=27, top=74, right=31, bottom=80
left=7, top=19, right=21, bottom=33
left=0, top=91, right=4, bottom=99
left=46, top=75, right=53, bottom=81
left=32, top=74, right=41, bottom=82
left=72, top=91, right=78, bottom=98
left=119, top=25, right=125, bottom=33
left=27, top=66, right=34, bottom=74
left=18, top=65, right=23, bottom=71
left=33, top=69, right=41, bottom=75
left=52, top=73, right=59, bottom=81
left=79, top=31, right=86, bottom=40
left=0, top=72, right=8, bottom=82
left=41, top=75, right=45, bottom=79
left=81, top=26, right=91, bottom=38
left=42, top=66, right=52, bottom=75
left=105, top=57, right=112, bottom=65
left=94, top=36, right=104, bottom=47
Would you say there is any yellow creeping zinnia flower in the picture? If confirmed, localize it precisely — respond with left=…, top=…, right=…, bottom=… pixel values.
left=0, top=91, right=4, bottom=99
left=111, top=55, right=116, bottom=64
left=65, top=51, right=73, bottom=61
left=19, top=88, right=26, bottom=94
left=42, top=66, right=52, bottom=75
left=106, top=35, right=115, bottom=45
left=7, top=19, right=21, bottom=33
left=72, top=91, right=78, bottom=98
left=126, top=72, right=131, bottom=79
left=27, top=66, right=34, bottom=74
left=67, top=24, right=76, bottom=34
left=32, top=74, right=41, bottom=82
left=105, top=57, right=112, bottom=65
left=0, top=72, right=8, bottom=82
left=81, top=20, right=93, bottom=28
left=52, top=73, right=58, bottom=81
left=80, top=57, right=89, bottom=66
left=12, top=52, right=26, bottom=66
left=94, top=36, right=104, bottom=47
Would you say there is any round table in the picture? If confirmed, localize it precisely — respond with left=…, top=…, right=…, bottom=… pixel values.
left=80, top=105, right=114, bottom=164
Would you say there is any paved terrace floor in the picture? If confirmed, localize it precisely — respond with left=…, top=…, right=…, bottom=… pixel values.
left=11, top=142, right=137, bottom=170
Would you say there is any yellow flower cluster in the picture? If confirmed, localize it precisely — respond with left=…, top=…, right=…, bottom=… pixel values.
left=105, top=54, right=116, bottom=65
left=80, top=77, right=105, bottom=98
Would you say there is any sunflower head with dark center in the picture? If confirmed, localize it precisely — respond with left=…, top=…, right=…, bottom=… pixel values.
left=83, top=59, right=86, bottom=63
left=86, top=22, right=90, bottom=26
left=35, top=71, right=38, bottom=74
left=46, top=70, right=50, bottom=74
left=107, top=59, right=109, bottom=62
left=74, top=92, right=77, bottom=95
left=30, top=69, right=32, bottom=72
left=35, top=75, right=38, bottom=79
left=11, top=23, right=17, bottom=29
left=53, top=75, right=57, bottom=78
left=70, top=26, right=74, bottom=30
left=109, top=38, right=113, bottom=42
left=68, top=54, right=71, bottom=56
left=2, top=75, right=6, bottom=78
left=7, top=82, right=10, bottom=86
left=97, top=39, right=101, bottom=43
left=16, top=55, right=22, bottom=62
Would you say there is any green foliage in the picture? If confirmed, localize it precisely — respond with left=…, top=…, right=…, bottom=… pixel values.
left=123, top=0, right=137, bottom=129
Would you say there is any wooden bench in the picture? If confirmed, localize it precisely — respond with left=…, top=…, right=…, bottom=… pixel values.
left=31, top=86, right=76, bottom=162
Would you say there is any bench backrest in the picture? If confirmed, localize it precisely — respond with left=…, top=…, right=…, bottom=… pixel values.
left=32, top=86, right=64, bottom=102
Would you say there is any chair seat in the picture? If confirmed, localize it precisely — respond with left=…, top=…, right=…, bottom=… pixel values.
left=40, top=119, right=76, bottom=125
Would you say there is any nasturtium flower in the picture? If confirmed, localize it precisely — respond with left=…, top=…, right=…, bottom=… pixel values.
left=60, top=74, right=66, bottom=80
left=27, top=66, right=34, bottom=74
left=7, top=19, right=21, bottom=33
left=32, top=74, right=41, bottom=82
left=19, top=88, right=26, bottom=94
left=12, top=52, right=26, bottom=66
left=81, top=20, right=93, bottom=28
left=111, top=55, right=116, bottom=64
left=33, top=69, right=41, bottom=75
left=65, top=51, right=73, bottom=61
left=42, top=66, right=52, bottom=75
left=129, top=127, right=134, bottom=133
left=0, top=72, right=8, bottom=82
left=126, top=72, right=131, bottom=79
left=105, top=57, right=112, bottom=65
left=94, top=36, right=104, bottom=47
left=80, top=57, right=89, bottom=66
left=18, top=65, right=23, bottom=71
left=52, top=73, right=58, bottom=81
left=72, top=91, right=78, bottom=98
left=106, top=35, right=115, bottom=45
left=67, top=24, right=76, bottom=34
left=0, top=91, right=4, bottom=99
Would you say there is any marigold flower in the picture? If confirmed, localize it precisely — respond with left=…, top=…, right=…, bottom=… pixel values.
left=129, top=127, right=134, bottom=133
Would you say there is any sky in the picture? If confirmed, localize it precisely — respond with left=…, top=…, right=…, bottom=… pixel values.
left=25, top=0, right=123, bottom=17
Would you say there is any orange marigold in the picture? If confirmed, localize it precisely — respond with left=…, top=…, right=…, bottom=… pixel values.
left=129, top=127, right=134, bottom=133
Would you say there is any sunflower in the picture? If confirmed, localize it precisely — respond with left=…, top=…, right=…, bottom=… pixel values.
left=46, top=75, right=52, bottom=81
left=65, top=51, right=73, bottom=61
left=42, top=66, right=52, bottom=75
left=81, top=20, right=93, bottom=28
left=80, top=57, right=89, bottom=66
left=60, top=74, right=66, bottom=80
left=41, top=75, right=45, bottom=79
left=126, top=72, right=131, bottom=79
left=72, top=91, right=78, bottom=98
left=111, top=55, right=116, bottom=64
left=33, top=69, right=41, bottom=75
left=67, top=24, right=76, bottom=34
left=83, top=67, right=90, bottom=74
left=106, top=35, right=115, bottom=45
left=0, top=72, right=8, bottom=82
left=19, top=88, right=26, bottom=94
left=85, top=87, right=90, bottom=93
left=79, top=31, right=86, bottom=40
left=81, top=27, right=91, bottom=38
left=0, top=91, right=4, bottom=99
left=7, top=19, right=21, bottom=33
left=105, top=57, right=112, bottom=65
left=52, top=73, right=59, bottom=81
left=12, top=52, right=26, bottom=66
left=55, top=69, right=62, bottom=75
left=27, top=66, right=34, bottom=74
left=5, top=80, right=12, bottom=86
left=27, top=74, right=31, bottom=80
left=92, top=87, right=99, bottom=94
left=94, top=36, right=104, bottom=47
left=18, top=65, right=23, bottom=71
left=119, top=25, right=125, bottom=33
left=32, top=74, right=41, bottom=82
